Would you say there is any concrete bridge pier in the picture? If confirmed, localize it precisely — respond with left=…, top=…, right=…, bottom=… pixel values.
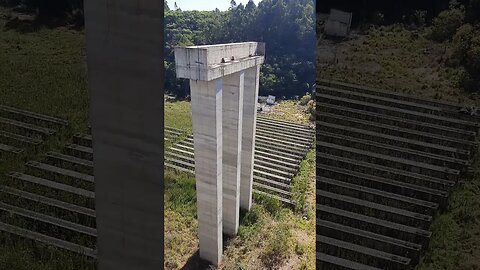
left=175, top=42, right=265, bottom=265
left=222, top=71, right=244, bottom=236
left=189, top=78, right=223, bottom=264
left=240, top=65, right=261, bottom=211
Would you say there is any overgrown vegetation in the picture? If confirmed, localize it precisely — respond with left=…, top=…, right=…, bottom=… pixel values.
left=0, top=0, right=83, bottom=26
left=292, top=148, right=315, bottom=215
left=318, top=1, right=480, bottom=268
left=417, top=151, right=480, bottom=269
left=0, top=12, right=92, bottom=270
left=430, top=6, right=465, bottom=41
left=319, top=0, right=480, bottom=94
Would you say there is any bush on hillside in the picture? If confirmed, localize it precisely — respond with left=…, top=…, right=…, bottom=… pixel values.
left=261, top=223, right=294, bottom=268
left=307, top=99, right=315, bottom=121
left=430, top=7, right=465, bottom=41
left=299, top=93, right=311, bottom=106
left=451, top=24, right=480, bottom=92
left=466, top=35, right=480, bottom=71
left=453, top=24, right=475, bottom=55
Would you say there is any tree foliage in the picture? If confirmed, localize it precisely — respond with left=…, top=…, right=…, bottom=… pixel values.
left=1, top=0, right=83, bottom=20
left=452, top=24, right=480, bottom=91
left=430, top=6, right=465, bottom=41
left=164, top=0, right=315, bottom=98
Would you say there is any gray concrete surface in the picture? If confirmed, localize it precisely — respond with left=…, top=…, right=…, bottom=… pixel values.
left=84, top=1, right=164, bottom=269
left=240, top=65, right=261, bottom=210
left=190, top=79, right=224, bottom=265
left=222, top=71, right=244, bottom=235
left=175, top=42, right=264, bottom=265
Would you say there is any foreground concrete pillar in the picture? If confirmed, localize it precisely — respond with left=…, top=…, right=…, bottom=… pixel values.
left=84, top=1, right=164, bottom=269
left=222, top=72, right=244, bottom=235
left=240, top=65, right=261, bottom=210
left=175, top=42, right=265, bottom=265
left=190, top=79, right=223, bottom=264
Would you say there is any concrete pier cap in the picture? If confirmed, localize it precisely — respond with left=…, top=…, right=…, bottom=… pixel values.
left=174, top=42, right=265, bottom=81
left=174, top=42, right=265, bottom=265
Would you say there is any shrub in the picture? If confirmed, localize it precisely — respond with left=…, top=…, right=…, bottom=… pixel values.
left=452, top=24, right=475, bottom=61
left=451, top=24, right=480, bottom=92
left=431, top=7, right=465, bottom=41
left=306, top=99, right=315, bottom=121
left=299, top=93, right=311, bottom=106
left=253, top=193, right=282, bottom=217
left=261, top=223, right=294, bottom=268
left=466, top=35, right=480, bottom=71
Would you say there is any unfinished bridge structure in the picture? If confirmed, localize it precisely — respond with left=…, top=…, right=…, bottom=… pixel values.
left=316, top=80, right=480, bottom=269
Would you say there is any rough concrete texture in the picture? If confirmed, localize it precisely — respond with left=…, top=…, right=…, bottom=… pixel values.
left=222, top=71, right=244, bottom=235
left=84, top=0, right=164, bottom=269
left=240, top=65, right=261, bottom=210
left=174, top=42, right=264, bottom=265
left=190, top=79, right=223, bottom=265
left=175, top=42, right=265, bottom=81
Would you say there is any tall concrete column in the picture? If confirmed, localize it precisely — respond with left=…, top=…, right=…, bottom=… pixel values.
left=175, top=42, right=265, bottom=265
left=84, top=1, right=164, bottom=269
left=222, top=71, right=244, bottom=235
left=190, top=79, right=223, bottom=265
left=240, top=65, right=261, bottom=210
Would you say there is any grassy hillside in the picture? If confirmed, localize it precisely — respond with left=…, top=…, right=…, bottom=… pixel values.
left=318, top=24, right=480, bottom=105
left=318, top=23, right=480, bottom=270
left=0, top=13, right=93, bottom=270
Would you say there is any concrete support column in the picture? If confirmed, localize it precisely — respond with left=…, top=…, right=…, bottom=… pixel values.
left=240, top=65, right=261, bottom=210
left=190, top=79, right=223, bottom=265
left=174, top=42, right=265, bottom=265
left=84, top=1, right=164, bottom=269
left=222, top=71, right=244, bottom=235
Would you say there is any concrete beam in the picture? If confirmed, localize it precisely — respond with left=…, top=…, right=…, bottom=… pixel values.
left=175, top=43, right=265, bottom=81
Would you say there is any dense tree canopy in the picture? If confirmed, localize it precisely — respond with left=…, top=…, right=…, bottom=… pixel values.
left=164, top=0, right=315, bottom=98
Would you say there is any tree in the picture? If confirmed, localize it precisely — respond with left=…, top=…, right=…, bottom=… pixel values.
left=430, top=6, right=465, bottom=41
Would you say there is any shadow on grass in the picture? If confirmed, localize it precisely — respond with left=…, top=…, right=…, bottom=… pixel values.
left=179, top=210, right=258, bottom=270
left=180, top=250, right=212, bottom=270
left=181, top=233, right=240, bottom=270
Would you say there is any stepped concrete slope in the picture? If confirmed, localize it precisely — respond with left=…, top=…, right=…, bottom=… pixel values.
left=0, top=118, right=313, bottom=259
left=164, top=115, right=315, bottom=205
left=0, top=105, right=68, bottom=158
left=316, top=80, right=479, bottom=270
